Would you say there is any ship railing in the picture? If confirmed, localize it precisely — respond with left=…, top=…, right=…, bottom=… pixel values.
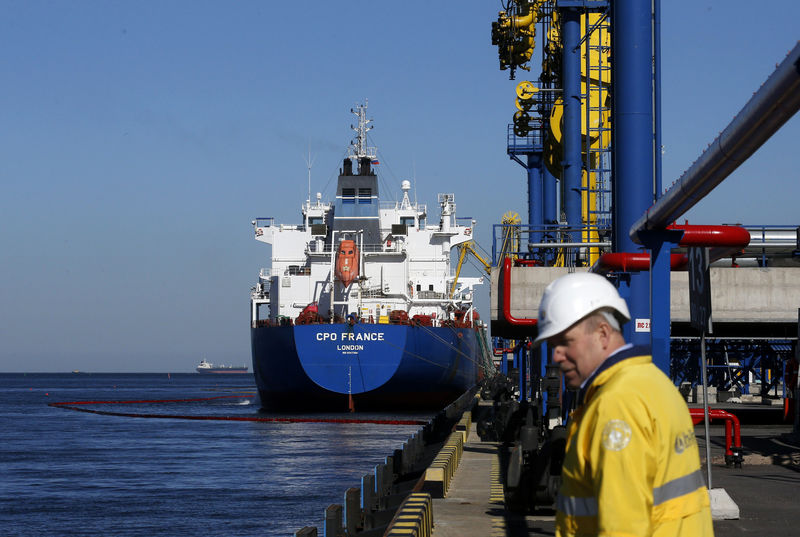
left=507, top=121, right=545, bottom=153
left=253, top=218, right=304, bottom=232
left=379, top=201, right=427, bottom=214
left=306, top=241, right=404, bottom=254
left=250, top=285, right=269, bottom=300
left=252, top=277, right=270, bottom=293
left=285, top=265, right=311, bottom=276
left=261, top=267, right=305, bottom=277
left=416, top=290, right=447, bottom=300
left=253, top=217, right=274, bottom=227
left=365, top=241, right=405, bottom=253
left=491, top=222, right=613, bottom=268
left=359, top=287, right=385, bottom=299
left=306, top=242, right=328, bottom=254
left=358, top=288, right=460, bottom=304
left=256, top=222, right=304, bottom=232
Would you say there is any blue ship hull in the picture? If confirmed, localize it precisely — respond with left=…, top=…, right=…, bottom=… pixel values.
left=251, top=323, right=485, bottom=411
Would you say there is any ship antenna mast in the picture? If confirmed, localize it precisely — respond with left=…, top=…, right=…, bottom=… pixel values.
left=348, top=100, right=377, bottom=161
left=303, top=140, right=316, bottom=206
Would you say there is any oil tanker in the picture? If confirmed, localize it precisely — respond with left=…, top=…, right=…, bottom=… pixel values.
left=249, top=103, right=493, bottom=411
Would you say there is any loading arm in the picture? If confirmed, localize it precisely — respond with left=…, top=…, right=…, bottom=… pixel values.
left=450, top=240, right=492, bottom=298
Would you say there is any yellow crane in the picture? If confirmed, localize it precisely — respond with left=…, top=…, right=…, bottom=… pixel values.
left=450, top=240, right=492, bottom=298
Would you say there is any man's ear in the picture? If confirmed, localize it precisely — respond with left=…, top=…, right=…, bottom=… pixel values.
left=596, top=319, right=612, bottom=348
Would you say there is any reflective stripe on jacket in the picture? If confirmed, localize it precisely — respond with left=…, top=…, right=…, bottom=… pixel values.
left=555, top=347, right=713, bottom=537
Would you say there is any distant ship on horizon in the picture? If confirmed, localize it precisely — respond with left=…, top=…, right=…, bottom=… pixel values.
left=196, top=359, right=248, bottom=374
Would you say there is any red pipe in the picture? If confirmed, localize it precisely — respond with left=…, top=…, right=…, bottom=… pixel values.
left=669, top=224, right=751, bottom=263
left=593, top=224, right=750, bottom=273
left=689, top=408, right=742, bottom=458
left=500, top=256, right=538, bottom=326
left=667, top=224, right=751, bottom=248
left=594, top=252, right=689, bottom=272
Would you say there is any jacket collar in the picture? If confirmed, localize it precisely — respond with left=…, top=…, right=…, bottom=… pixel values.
left=577, top=344, right=651, bottom=405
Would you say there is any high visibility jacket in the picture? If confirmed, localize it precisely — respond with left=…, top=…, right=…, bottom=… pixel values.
left=555, top=346, right=713, bottom=537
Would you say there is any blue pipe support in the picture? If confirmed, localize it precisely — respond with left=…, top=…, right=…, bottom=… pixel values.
left=611, top=0, right=655, bottom=347
left=612, top=0, right=655, bottom=251
left=629, top=42, right=800, bottom=241
left=614, top=273, right=633, bottom=342
left=543, top=166, right=558, bottom=227
left=561, top=7, right=582, bottom=240
left=640, top=229, right=683, bottom=374
left=515, top=345, right=527, bottom=402
left=654, top=0, right=662, bottom=196
left=527, top=153, right=544, bottom=245
left=646, top=1, right=668, bottom=374
left=538, top=344, right=549, bottom=418
left=543, top=166, right=558, bottom=264
left=540, top=342, right=549, bottom=396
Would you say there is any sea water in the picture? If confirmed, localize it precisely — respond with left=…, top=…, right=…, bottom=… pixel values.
left=0, top=373, right=425, bottom=536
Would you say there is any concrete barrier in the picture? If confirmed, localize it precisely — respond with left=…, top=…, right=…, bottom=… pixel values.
left=384, top=492, right=433, bottom=537
left=455, top=410, right=471, bottom=443
left=423, top=430, right=464, bottom=498
left=492, top=266, right=800, bottom=324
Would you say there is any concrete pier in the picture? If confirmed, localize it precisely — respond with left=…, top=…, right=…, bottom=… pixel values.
left=430, top=422, right=556, bottom=537
left=428, top=402, right=800, bottom=537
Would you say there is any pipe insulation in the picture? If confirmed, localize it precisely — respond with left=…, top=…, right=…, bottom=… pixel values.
left=629, top=42, right=800, bottom=242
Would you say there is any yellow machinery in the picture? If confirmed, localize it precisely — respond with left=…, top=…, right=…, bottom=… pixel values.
left=499, top=211, right=522, bottom=260
left=496, top=2, right=612, bottom=266
left=492, top=1, right=547, bottom=79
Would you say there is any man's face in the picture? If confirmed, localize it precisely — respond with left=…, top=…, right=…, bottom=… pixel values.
left=547, top=319, right=606, bottom=389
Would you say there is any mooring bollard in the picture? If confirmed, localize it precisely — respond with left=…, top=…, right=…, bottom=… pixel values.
left=399, top=442, right=410, bottom=474
left=294, top=526, right=317, bottom=537
left=409, top=434, right=419, bottom=470
left=374, top=463, right=387, bottom=509
left=384, top=455, right=395, bottom=492
left=393, top=448, right=403, bottom=476
left=344, top=487, right=360, bottom=535
left=412, top=433, right=422, bottom=466
left=361, top=473, right=375, bottom=529
left=323, top=504, right=342, bottom=537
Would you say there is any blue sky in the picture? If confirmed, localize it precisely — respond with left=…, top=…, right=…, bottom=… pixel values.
left=2, top=1, right=798, bottom=372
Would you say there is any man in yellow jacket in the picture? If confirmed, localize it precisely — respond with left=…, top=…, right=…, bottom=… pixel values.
left=535, top=272, right=713, bottom=536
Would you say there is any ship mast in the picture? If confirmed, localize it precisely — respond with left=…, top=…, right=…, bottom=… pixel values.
left=304, top=141, right=315, bottom=207
left=348, top=101, right=377, bottom=164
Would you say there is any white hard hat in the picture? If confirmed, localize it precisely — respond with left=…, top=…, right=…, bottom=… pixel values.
left=533, top=272, right=630, bottom=345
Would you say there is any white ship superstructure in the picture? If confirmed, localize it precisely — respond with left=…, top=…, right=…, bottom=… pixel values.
left=251, top=104, right=482, bottom=327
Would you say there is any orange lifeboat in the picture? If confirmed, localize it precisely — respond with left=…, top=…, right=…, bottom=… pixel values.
left=335, top=239, right=359, bottom=287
